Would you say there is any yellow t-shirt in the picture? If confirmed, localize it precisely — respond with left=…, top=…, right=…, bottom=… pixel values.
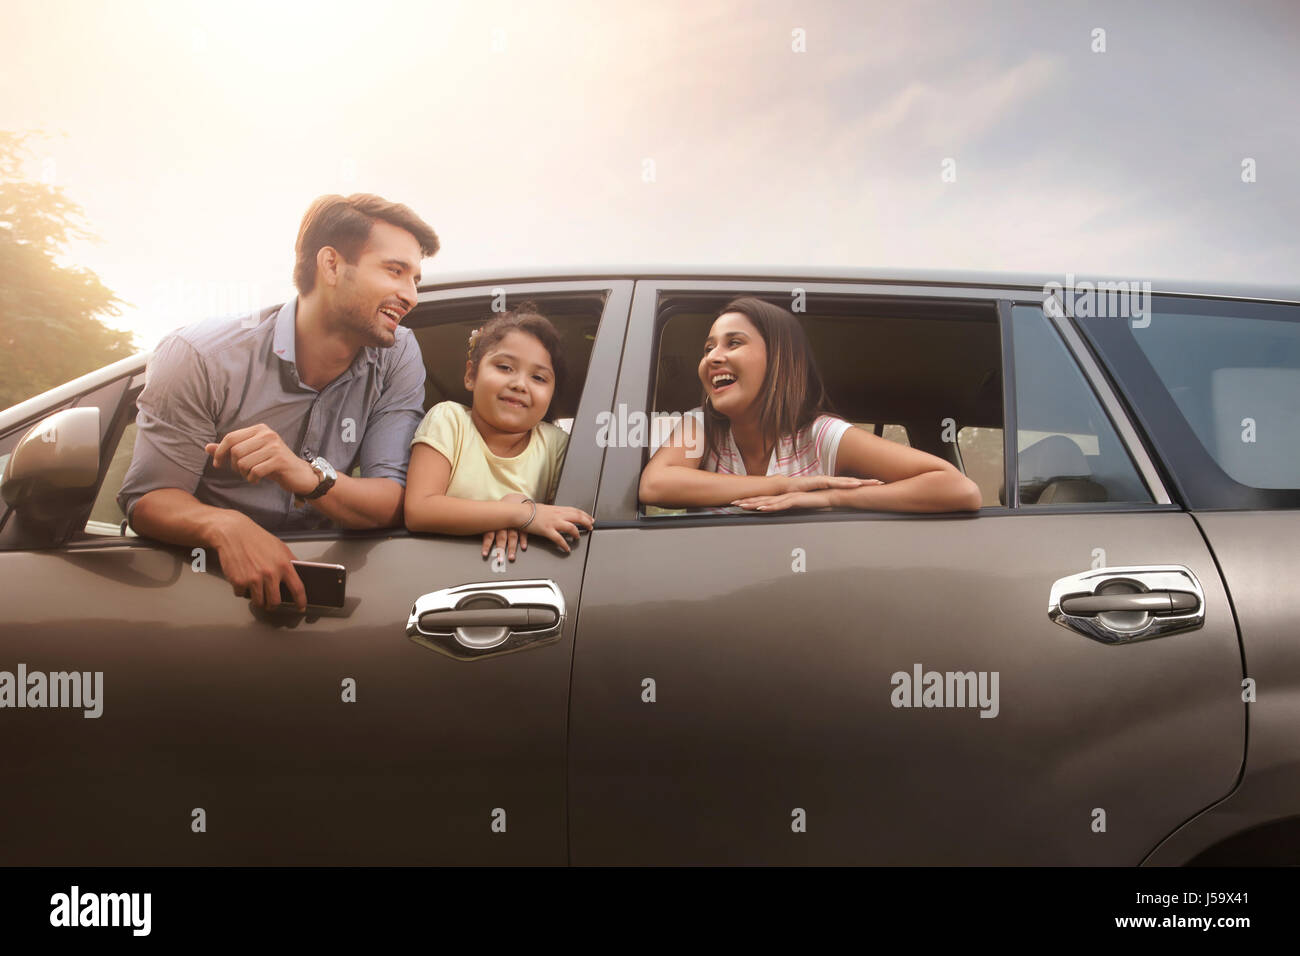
left=410, top=401, right=568, bottom=503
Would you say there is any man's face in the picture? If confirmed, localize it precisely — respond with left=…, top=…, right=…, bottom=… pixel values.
left=329, top=220, right=422, bottom=348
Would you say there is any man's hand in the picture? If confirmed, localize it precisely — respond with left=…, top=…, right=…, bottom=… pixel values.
left=206, top=424, right=318, bottom=496
left=210, top=511, right=307, bottom=611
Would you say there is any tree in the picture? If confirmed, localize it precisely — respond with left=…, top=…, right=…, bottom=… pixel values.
left=0, top=131, right=136, bottom=411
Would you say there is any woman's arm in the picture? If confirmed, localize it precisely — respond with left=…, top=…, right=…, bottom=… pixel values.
left=638, top=418, right=864, bottom=507
left=733, top=425, right=982, bottom=513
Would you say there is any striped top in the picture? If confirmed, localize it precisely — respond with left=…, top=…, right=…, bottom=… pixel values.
left=686, top=408, right=853, bottom=478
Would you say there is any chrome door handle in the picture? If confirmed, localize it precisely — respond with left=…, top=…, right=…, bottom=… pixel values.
left=1048, top=565, right=1205, bottom=644
left=406, top=579, right=566, bottom=661
left=1058, top=591, right=1199, bottom=615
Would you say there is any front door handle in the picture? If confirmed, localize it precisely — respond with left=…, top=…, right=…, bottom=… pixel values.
left=406, top=579, right=566, bottom=661
left=1048, top=565, right=1205, bottom=644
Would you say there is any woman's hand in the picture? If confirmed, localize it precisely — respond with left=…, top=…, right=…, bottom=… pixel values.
left=734, top=479, right=883, bottom=512
left=784, top=475, right=879, bottom=494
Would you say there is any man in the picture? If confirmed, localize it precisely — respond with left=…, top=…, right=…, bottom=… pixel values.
left=117, top=193, right=439, bottom=611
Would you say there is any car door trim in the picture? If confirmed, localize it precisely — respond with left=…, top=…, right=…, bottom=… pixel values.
left=1045, top=306, right=1172, bottom=505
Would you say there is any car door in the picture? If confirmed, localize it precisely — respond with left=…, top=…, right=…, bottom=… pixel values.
left=568, top=277, right=1244, bottom=864
left=0, top=278, right=631, bottom=865
left=1074, top=293, right=1300, bottom=864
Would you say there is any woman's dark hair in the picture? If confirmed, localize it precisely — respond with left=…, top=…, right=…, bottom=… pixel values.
left=466, top=300, right=566, bottom=417
left=700, top=296, right=834, bottom=464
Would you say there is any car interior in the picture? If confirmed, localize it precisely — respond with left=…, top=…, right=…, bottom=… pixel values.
left=648, top=295, right=1006, bottom=512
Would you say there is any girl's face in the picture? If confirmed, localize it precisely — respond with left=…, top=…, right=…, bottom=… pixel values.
left=699, top=312, right=768, bottom=420
left=465, top=330, right=556, bottom=433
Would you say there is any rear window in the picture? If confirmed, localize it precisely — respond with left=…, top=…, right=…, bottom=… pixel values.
left=1076, top=296, right=1300, bottom=509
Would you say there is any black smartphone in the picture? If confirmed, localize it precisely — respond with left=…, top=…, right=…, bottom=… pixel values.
left=278, top=561, right=347, bottom=608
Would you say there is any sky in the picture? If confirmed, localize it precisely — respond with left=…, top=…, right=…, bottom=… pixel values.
left=2, top=0, right=1297, bottom=349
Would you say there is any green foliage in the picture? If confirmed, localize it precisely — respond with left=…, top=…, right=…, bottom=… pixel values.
left=0, top=131, right=136, bottom=411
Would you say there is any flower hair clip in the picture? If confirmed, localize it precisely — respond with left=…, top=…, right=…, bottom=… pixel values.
left=467, top=327, right=483, bottom=358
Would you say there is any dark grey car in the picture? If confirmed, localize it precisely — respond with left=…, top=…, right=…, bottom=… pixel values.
left=1, top=269, right=1296, bottom=864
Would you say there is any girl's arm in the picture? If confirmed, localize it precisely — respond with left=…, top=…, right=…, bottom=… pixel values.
left=404, top=444, right=594, bottom=552
left=733, top=426, right=982, bottom=513
left=404, top=444, right=534, bottom=533
left=638, top=418, right=865, bottom=507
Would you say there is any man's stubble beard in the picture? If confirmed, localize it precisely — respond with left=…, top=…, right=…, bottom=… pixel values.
left=333, top=267, right=394, bottom=350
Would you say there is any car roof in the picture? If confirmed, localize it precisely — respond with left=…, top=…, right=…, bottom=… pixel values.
left=416, top=264, right=1300, bottom=305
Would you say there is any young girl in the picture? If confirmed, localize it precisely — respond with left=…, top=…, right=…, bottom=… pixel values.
left=405, top=301, right=593, bottom=559
left=639, top=297, right=983, bottom=513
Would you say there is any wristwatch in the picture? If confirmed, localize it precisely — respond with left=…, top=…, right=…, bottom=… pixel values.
left=294, top=454, right=337, bottom=506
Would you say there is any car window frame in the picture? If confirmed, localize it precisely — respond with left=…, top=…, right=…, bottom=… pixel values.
left=596, top=278, right=1175, bottom=527
left=1008, top=298, right=1172, bottom=509
left=4, top=280, right=633, bottom=553
left=1071, top=292, right=1300, bottom=511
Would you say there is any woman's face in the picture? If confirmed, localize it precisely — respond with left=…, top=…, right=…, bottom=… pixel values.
left=699, top=311, right=768, bottom=420
left=465, top=330, right=556, bottom=434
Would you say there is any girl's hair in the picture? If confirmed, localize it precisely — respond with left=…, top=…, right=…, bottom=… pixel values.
left=700, top=296, right=835, bottom=464
left=466, top=300, right=567, bottom=416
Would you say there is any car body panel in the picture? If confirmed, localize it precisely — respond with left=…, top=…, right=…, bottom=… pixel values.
left=0, top=280, right=632, bottom=864
left=1, top=269, right=1294, bottom=864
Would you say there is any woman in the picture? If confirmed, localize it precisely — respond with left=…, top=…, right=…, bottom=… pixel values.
left=638, top=297, right=982, bottom=513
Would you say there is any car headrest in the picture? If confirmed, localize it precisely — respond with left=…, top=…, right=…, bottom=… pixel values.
left=998, top=434, right=1096, bottom=505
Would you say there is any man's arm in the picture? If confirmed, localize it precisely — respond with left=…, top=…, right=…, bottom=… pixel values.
left=117, top=334, right=217, bottom=528
left=117, top=334, right=306, bottom=610
left=297, top=472, right=404, bottom=529
left=202, top=327, right=427, bottom=530
left=336, top=328, right=427, bottom=527
left=130, top=488, right=308, bottom=611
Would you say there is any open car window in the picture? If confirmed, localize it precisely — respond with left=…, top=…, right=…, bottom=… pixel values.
left=77, top=291, right=607, bottom=542
left=642, top=293, right=1000, bottom=517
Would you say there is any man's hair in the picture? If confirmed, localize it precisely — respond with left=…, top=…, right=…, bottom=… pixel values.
left=293, top=193, right=440, bottom=295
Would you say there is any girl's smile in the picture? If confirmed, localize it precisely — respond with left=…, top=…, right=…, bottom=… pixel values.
left=466, top=330, right=556, bottom=453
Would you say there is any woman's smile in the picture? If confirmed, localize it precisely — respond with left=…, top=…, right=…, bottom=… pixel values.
left=699, top=312, right=767, bottom=417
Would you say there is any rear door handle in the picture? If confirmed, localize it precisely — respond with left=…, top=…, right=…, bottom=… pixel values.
left=406, top=579, right=566, bottom=660
left=1059, top=591, right=1199, bottom=615
left=1048, top=566, right=1205, bottom=644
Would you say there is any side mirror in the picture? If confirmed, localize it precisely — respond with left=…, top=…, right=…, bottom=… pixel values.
left=0, top=407, right=101, bottom=517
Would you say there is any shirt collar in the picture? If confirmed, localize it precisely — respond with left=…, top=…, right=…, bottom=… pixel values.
left=271, top=296, right=299, bottom=366
left=271, top=296, right=382, bottom=380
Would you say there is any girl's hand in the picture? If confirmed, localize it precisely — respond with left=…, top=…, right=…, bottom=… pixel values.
left=482, top=493, right=534, bottom=561
left=734, top=479, right=884, bottom=512
left=529, top=503, right=595, bottom=554
left=784, top=475, right=878, bottom=494
left=482, top=527, right=527, bottom=561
